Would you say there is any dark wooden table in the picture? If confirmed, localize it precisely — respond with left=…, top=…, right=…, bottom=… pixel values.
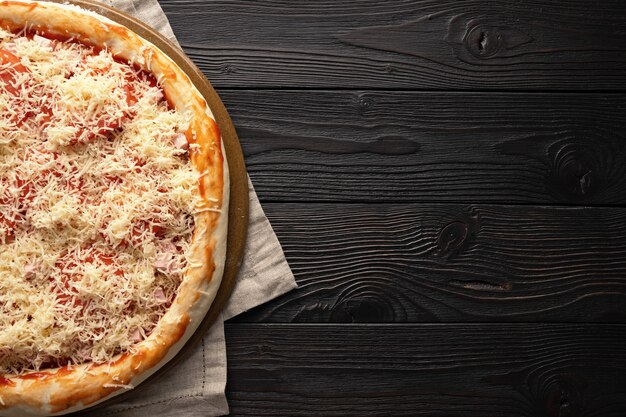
left=162, top=1, right=626, bottom=415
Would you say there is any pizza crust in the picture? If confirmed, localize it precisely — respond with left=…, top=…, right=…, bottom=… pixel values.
left=0, top=1, right=229, bottom=415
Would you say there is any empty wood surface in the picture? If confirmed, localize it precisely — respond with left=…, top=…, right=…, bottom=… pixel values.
left=219, top=90, right=626, bottom=204
left=161, top=0, right=626, bottom=90
left=225, top=324, right=626, bottom=416
left=159, top=0, right=626, bottom=415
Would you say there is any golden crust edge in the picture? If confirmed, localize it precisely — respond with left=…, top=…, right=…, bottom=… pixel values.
left=0, top=1, right=230, bottom=415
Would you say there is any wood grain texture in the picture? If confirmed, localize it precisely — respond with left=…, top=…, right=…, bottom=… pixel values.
left=233, top=203, right=626, bottom=323
left=218, top=90, right=626, bottom=204
left=225, top=324, right=626, bottom=416
left=160, top=0, right=626, bottom=89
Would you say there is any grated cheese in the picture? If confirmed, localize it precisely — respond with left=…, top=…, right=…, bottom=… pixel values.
left=0, top=31, right=201, bottom=374
left=103, top=383, right=134, bottom=390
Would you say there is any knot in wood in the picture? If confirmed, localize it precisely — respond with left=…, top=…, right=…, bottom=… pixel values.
left=221, top=63, right=235, bottom=74
left=357, top=95, right=374, bottom=110
left=542, top=377, right=582, bottom=417
left=553, top=145, right=594, bottom=197
left=465, top=25, right=503, bottom=58
left=331, top=297, right=393, bottom=323
left=437, top=221, right=468, bottom=255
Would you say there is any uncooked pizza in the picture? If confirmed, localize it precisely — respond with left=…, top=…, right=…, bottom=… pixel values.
left=0, top=1, right=228, bottom=415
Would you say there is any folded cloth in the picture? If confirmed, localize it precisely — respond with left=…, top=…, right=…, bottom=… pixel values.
left=89, top=1, right=298, bottom=415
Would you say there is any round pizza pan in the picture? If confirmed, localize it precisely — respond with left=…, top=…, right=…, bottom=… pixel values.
left=35, top=0, right=249, bottom=413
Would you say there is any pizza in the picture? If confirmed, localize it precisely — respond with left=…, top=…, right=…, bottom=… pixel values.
left=0, top=1, right=229, bottom=415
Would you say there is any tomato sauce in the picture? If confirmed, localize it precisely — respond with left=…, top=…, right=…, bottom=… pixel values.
left=0, top=375, right=16, bottom=386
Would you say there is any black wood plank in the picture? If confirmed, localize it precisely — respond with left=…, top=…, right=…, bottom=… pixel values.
left=161, top=0, right=626, bottom=90
left=225, top=323, right=626, bottom=417
left=233, top=203, right=626, bottom=323
left=218, top=90, right=626, bottom=204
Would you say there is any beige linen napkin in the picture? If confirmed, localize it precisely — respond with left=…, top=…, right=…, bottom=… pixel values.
left=89, top=1, right=297, bottom=415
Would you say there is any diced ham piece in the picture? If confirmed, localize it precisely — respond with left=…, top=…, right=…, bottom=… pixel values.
left=3, top=37, right=26, bottom=54
left=154, top=241, right=181, bottom=275
left=76, top=345, right=92, bottom=361
left=159, top=240, right=177, bottom=253
left=32, top=35, right=53, bottom=48
left=151, top=89, right=164, bottom=104
left=153, top=252, right=171, bottom=272
left=153, top=287, right=167, bottom=304
left=23, top=262, right=41, bottom=280
left=130, top=328, right=143, bottom=343
left=173, top=133, right=188, bottom=151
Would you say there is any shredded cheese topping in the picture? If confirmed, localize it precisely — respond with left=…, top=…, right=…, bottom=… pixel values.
left=0, top=29, right=200, bottom=374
